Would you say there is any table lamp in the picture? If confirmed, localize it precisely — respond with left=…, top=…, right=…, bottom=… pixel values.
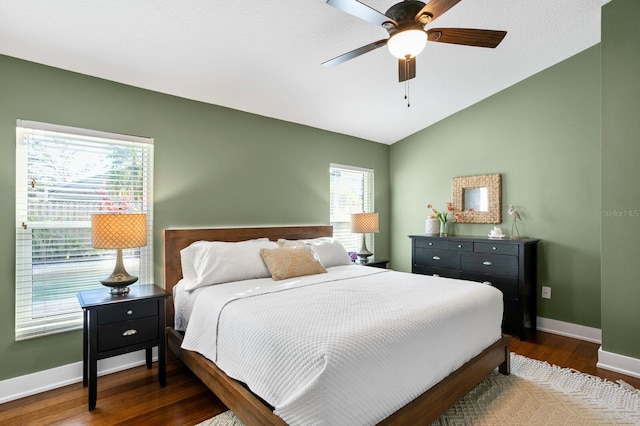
left=351, top=212, right=379, bottom=261
left=91, top=213, right=147, bottom=294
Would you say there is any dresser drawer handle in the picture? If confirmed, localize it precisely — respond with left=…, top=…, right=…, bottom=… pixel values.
left=122, top=329, right=138, bottom=337
left=432, top=256, right=441, bottom=261
left=483, top=281, right=493, bottom=286
left=126, top=310, right=133, bottom=315
left=483, top=261, right=493, bottom=266
left=458, top=244, right=462, bottom=248
left=428, top=242, right=433, bottom=246
left=492, top=246, right=497, bottom=250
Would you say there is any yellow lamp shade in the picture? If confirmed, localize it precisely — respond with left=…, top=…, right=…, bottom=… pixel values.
left=351, top=213, right=380, bottom=234
left=91, top=213, right=147, bottom=249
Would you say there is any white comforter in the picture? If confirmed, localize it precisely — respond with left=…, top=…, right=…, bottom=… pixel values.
left=180, top=265, right=503, bottom=425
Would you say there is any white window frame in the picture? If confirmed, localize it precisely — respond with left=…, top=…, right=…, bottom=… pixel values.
left=329, top=163, right=375, bottom=254
left=15, top=120, right=154, bottom=340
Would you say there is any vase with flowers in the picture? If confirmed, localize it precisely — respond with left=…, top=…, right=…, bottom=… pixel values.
left=427, top=202, right=461, bottom=237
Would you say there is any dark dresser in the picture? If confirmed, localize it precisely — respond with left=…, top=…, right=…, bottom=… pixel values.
left=409, top=235, right=539, bottom=340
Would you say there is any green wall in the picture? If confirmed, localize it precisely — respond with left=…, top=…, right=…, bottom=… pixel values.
left=601, top=0, right=640, bottom=358
left=390, top=45, right=602, bottom=328
left=0, top=55, right=390, bottom=380
left=3, top=0, right=639, bottom=383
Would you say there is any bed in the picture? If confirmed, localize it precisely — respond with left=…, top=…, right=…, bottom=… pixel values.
left=163, top=225, right=511, bottom=425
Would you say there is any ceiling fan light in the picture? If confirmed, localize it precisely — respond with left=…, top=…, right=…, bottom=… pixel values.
left=387, top=30, right=427, bottom=59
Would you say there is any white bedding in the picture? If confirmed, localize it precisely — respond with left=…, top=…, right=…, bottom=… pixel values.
left=179, top=265, right=503, bottom=426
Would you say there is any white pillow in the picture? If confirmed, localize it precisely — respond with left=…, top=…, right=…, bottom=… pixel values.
left=278, top=237, right=352, bottom=268
left=181, top=239, right=277, bottom=291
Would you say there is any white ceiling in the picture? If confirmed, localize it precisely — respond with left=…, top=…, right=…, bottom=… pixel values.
left=0, top=0, right=609, bottom=144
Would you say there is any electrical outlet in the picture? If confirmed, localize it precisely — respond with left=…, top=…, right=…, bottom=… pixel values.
left=541, top=286, right=551, bottom=299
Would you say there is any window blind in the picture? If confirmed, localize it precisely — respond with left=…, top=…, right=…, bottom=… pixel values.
left=329, top=164, right=374, bottom=253
left=15, top=120, right=154, bottom=340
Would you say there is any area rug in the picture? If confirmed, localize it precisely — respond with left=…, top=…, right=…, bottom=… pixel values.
left=197, top=353, right=640, bottom=425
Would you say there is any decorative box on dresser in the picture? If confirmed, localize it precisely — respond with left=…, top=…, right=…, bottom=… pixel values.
left=409, top=235, right=539, bottom=340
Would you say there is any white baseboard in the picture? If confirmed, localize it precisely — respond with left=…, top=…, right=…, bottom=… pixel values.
left=597, top=347, right=640, bottom=379
left=0, top=348, right=157, bottom=404
left=536, top=316, right=602, bottom=344
left=536, top=316, right=640, bottom=378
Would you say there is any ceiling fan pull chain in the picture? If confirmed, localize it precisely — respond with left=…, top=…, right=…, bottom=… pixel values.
left=404, top=58, right=410, bottom=107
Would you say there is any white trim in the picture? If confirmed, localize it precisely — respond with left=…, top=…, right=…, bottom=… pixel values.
left=0, top=349, right=157, bottom=404
left=537, top=317, right=640, bottom=378
left=329, top=162, right=374, bottom=174
left=598, top=347, right=640, bottom=379
left=536, top=316, right=602, bottom=344
left=17, top=119, right=153, bottom=145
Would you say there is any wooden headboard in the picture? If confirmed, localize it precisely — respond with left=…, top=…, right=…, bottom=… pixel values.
left=162, top=225, right=333, bottom=324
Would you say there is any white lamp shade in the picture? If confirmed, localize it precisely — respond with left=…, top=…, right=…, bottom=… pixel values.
left=387, top=29, right=427, bottom=59
left=91, top=213, right=147, bottom=249
left=351, top=213, right=380, bottom=233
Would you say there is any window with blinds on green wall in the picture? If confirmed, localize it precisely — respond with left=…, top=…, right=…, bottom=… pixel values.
left=329, top=164, right=374, bottom=254
left=15, top=120, right=154, bottom=340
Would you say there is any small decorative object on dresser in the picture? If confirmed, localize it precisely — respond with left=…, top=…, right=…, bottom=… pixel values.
left=409, top=234, right=539, bottom=340
left=77, top=284, right=169, bottom=410
left=427, top=202, right=461, bottom=237
left=425, top=216, right=440, bottom=236
left=508, top=205, right=526, bottom=239
left=488, top=226, right=505, bottom=239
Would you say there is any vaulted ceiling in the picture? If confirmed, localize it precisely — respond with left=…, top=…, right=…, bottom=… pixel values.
left=0, top=0, right=609, bottom=144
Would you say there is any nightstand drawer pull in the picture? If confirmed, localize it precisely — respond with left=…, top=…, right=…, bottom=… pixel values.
left=432, top=256, right=441, bottom=261
left=127, top=310, right=133, bottom=315
left=483, top=261, right=493, bottom=266
left=493, top=246, right=497, bottom=250
left=122, top=329, right=138, bottom=337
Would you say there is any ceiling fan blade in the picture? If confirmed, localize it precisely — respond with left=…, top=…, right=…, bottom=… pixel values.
left=426, top=28, right=507, bottom=48
left=415, top=0, right=461, bottom=24
left=326, top=0, right=396, bottom=27
left=322, top=39, right=388, bottom=67
left=398, top=57, right=416, bottom=82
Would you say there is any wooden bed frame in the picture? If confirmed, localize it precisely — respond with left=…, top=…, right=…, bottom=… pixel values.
left=163, top=225, right=511, bottom=425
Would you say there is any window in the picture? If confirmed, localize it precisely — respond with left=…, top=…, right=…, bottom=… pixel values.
left=15, top=120, right=154, bottom=340
left=329, top=164, right=374, bottom=254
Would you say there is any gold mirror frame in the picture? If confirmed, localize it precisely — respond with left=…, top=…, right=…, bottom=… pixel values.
left=452, top=173, right=502, bottom=224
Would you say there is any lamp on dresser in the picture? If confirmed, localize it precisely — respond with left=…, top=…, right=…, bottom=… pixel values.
left=91, top=213, right=147, bottom=295
left=351, top=212, right=379, bottom=261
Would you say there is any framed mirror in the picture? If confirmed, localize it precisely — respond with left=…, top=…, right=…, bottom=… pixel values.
left=452, top=173, right=501, bottom=223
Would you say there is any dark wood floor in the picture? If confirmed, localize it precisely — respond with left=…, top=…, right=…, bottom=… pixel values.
left=1, top=331, right=639, bottom=426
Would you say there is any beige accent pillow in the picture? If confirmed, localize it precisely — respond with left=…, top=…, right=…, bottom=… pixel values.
left=260, top=246, right=327, bottom=281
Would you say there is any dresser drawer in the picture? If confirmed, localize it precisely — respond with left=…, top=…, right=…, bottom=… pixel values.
left=98, top=316, right=159, bottom=352
left=97, top=299, right=158, bottom=325
left=474, top=242, right=519, bottom=255
left=413, top=265, right=461, bottom=279
left=461, top=271, right=519, bottom=299
left=414, top=238, right=448, bottom=250
left=415, top=248, right=460, bottom=270
left=447, top=241, right=473, bottom=252
left=461, top=253, right=518, bottom=276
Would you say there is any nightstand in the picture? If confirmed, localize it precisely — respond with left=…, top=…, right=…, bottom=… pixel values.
left=77, top=284, right=169, bottom=410
left=355, top=258, right=389, bottom=268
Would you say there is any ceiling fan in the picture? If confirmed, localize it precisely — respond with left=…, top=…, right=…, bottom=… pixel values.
left=322, top=0, right=507, bottom=83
